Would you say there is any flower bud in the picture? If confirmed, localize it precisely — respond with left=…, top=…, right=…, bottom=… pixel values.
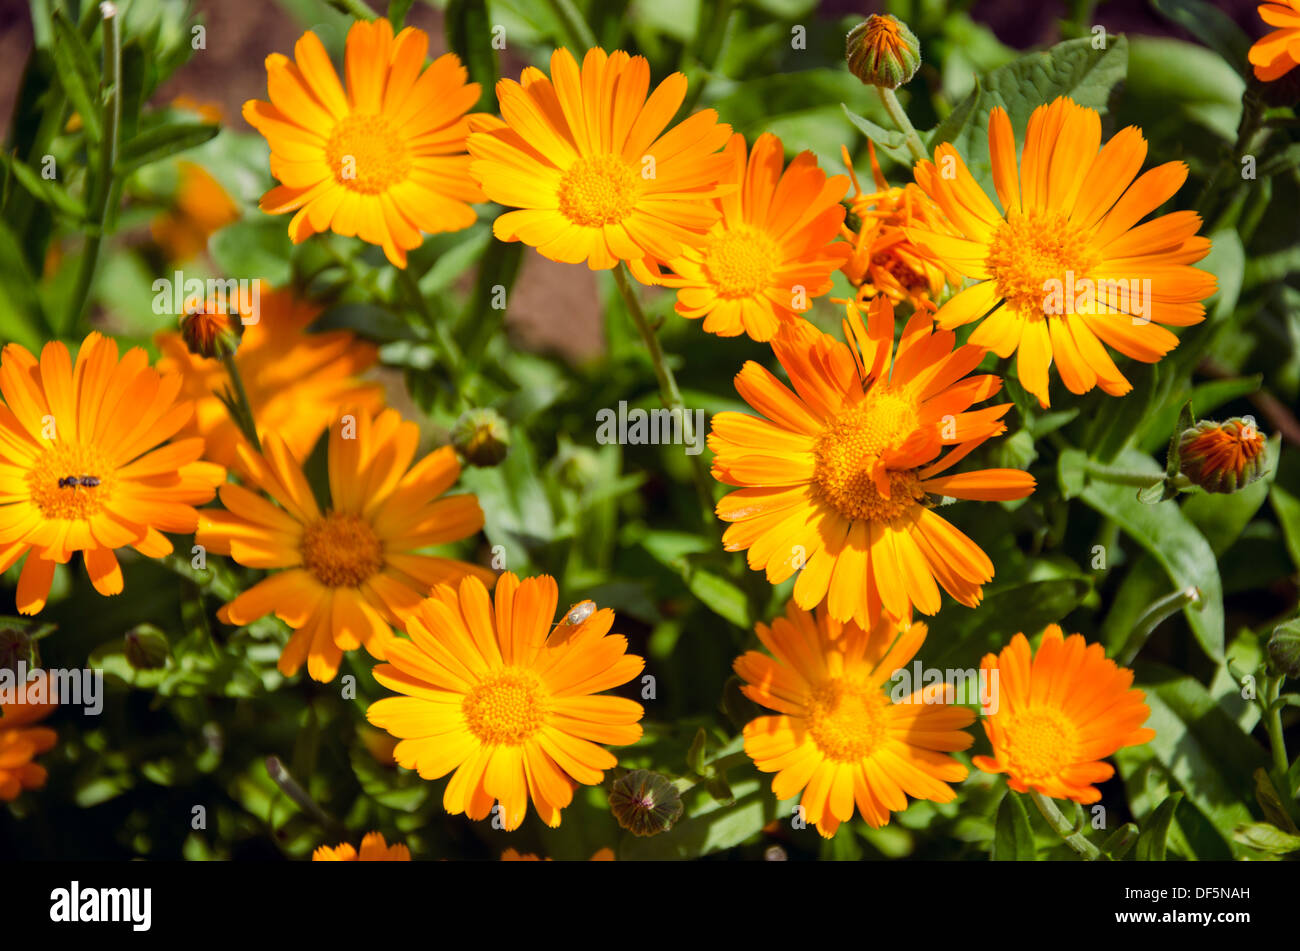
left=1267, top=620, right=1300, bottom=679
left=124, top=624, right=171, bottom=671
left=180, top=306, right=239, bottom=360
left=847, top=15, right=921, bottom=89
left=608, top=769, right=683, bottom=837
left=1177, top=417, right=1268, bottom=494
left=0, top=628, right=32, bottom=676
left=450, top=408, right=510, bottom=467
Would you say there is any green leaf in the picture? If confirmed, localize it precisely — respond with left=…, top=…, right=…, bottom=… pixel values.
left=1150, top=0, right=1251, bottom=75
left=840, top=104, right=909, bottom=163
left=1232, top=822, right=1300, bottom=855
left=1271, top=485, right=1300, bottom=575
left=1135, top=661, right=1268, bottom=856
left=1081, top=457, right=1224, bottom=659
left=927, top=77, right=980, bottom=150
left=51, top=10, right=102, bottom=143
left=1100, top=822, right=1139, bottom=860
left=1135, top=792, right=1183, bottom=861
left=209, top=218, right=294, bottom=287
left=992, top=791, right=1036, bottom=860
left=0, top=152, right=85, bottom=219
left=115, top=121, right=220, bottom=176
left=943, top=36, right=1128, bottom=192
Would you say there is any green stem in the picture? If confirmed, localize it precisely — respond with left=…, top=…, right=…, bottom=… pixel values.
left=544, top=0, right=598, bottom=51
left=65, top=2, right=121, bottom=331
left=1029, top=789, right=1102, bottom=860
left=329, top=0, right=377, bottom=20
left=1197, top=84, right=1265, bottom=216
left=875, top=85, right=929, bottom=165
left=221, top=354, right=262, bottom=454
left=1265, top=676, right=1291, bottom=797
left=1084, top=461, right=1179, bottom=490
left=1117, top=586, right=1200, bottom=666
left=679, top=0, right=734, bottom=116
left=612, top=263, right=715, bottom=525
left=396, top=266, right=465, bottom=398
left=264, top=756, right=345, bottom=838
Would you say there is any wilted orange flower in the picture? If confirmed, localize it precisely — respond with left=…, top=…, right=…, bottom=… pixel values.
left=151, top=161, right=240, bottom=262
left=838, top=142, right=958, bottom=312
left=1250, top=1, right=1300, bottom=81
left=156, top=283, right=384, bottom=472
left=468, top=47, right=733, bottom=276
left=0, top=670, right=58, bottom=801
left=312, top=831, right=410, bottom=861
left=367, top=573, right=644, bottom=831
left=736, top=601, right=974, bottom=837
left=0, top=334, right=225, bottom=614
left=1178, top=417, right=1269, bottom=493
left=709, top=296, right=1035, bottom=629
left=973, top=626, right=1155, bottom=803
left=906, top=97, right=1215, bottom=408
left=197, top=408, right=492, bottom=682
left=654, top=132, right=850, bottom=341
left=243, top=19, right=485, bottom=267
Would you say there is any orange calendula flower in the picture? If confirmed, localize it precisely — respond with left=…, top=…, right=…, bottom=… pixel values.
left=468, top=47, right=734, bottom=275
left=366, top=573, right=645, bottom=832
left=654, top=132, right=851, bottom=341
left=501, top=847, right=616, bottom=861
left=0, top=334, right=225, bottom=614
left=151, top=161, right=240, bottom=262
left=243, top=19, right=485, bottom=267
left=0, top=670, right=58, bottom=801
left=838, top=142, right=959, bottom=313
left=197, top=407, right=493, bottom=683
left=736, top=601, right=974, bottom=837
left=709, top=296, right=1036, bottom=629
left=1250, top=1, right=1300, bottom=81
left=156, top=284, right=384, bottom=472
left=1178, top=417, right=1269, bottom=493
left=313, top=831, right=410, bottom=861
left=906, top=97, right=1216, bottom=408
left=973, top=626, right=1156, bottom=803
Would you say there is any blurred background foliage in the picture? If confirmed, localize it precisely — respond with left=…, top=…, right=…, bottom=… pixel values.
left=0, top=0, right=1298, bottom=861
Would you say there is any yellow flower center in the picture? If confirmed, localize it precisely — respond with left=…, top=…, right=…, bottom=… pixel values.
left=986, top=210, right=1099, bottom=316
left=300, top=512, right=384, bottom=587
left=558, top=154, right=640, bottom=227
left=324, top=115, right=412, bottom=194
left=1001, top=706, right=1079, bottom=785
left=813, top=390, right=925, bottom=522
left=462, top=669, right=548, bottom=745
left=27, top=443, right=113, bottom=521
left=806, top=677, right=889, bottom=762
left=704, top=226, right=778, bottom=298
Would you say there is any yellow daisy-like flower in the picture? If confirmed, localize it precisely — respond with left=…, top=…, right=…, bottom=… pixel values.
left=312, top=831, right=410, bottom=861
left=366, top=573, right=645, bottom=831
left=1250, top=1, right=1300, bottom=81
left=736, top=601, right=974, bottom=837
left=972, top=626, right=1155, bottom=803
left=467, top=47, right=734, bottom=275
left=0, top=334, right=225, bottom=614
left=243, top=19, right=485, bottom=267
left=156, top=283, right=384, bottom=473
left=905, top=96, right=1216, bottom=408
left=0, top=670, right=58, bottom=801
left=196, top=407, right=493, bottom=683
left=709, top=296, right=1036, bottom=630
left=653, top=132, right=851, bottom=341
left=838, top=142, right=959, bottom=313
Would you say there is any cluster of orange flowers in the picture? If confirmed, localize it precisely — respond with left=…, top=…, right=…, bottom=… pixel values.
left=8, top=8, right=1287, bottom=845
